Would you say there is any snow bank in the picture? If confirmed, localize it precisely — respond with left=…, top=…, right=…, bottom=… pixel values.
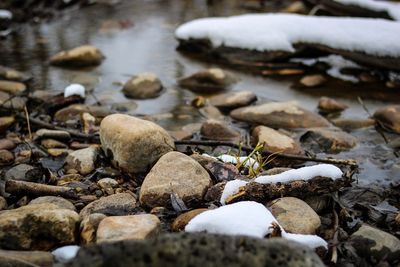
left=52, top=245, right=80, bottom=263
left=185, top=201, right=327, bottom=249
left=176, top=13, right=400, bottom=57
left=333, top=0, right=400, bottom=20
left=64, top=84, right=85, bottom=98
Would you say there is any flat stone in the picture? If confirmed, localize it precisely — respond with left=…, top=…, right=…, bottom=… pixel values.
left=0, top=116, right=15, bottom=132
left=36, top=129, right=71, bottom=140
left=122, top=73, right=163, bottom=99
left=230, top=101, right=330, bottom=129
left=209, top=91, right=257, bottom=110
left=317, top=97, right=348, bottom=113
left=100, top=114, right=175, bottom=174
left=251, top=125, right=303, bottom=155
left=29, top=196, right=76, bottom=212
left=54, top=104, right=112, bottom=122
left=79, top=193, right=137, bottom=219
left=172, top=209, right=208, bottom=232
left=373, top=105, right=400, bottom=134
left=0, top=203, right=79, bottom=250
left=80, top=213, right=107, bottom=244
left=0, top=149, right=14, bottom=166
left=200, top=119, right=241, bottom=142
left=268, top=197, right=321, bottom=235
left=4, top=164, right=42, bottom=182
left=65, top=146, right=99, bottom=175
left=41, top=139, right=68, bottom=149
left=332, top=118, right=375, bottom=130
left=0, top=65, right=31, bottom=82
left=0, top=80, right=26, bottom=95
left=300, top=74, right=327, bottom=88
left=50, top=45, right=104, bottom=67
left=96, top=214, right=160, bottom=243
left=139, top=151, right=212, bottom=208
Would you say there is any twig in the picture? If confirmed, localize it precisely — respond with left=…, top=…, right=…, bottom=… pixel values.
left=23, top=106, right=32, bottom=140
left=5, top=180, right=79, bottom=199
left=331, top=208, right=339, bottom=264
left=175, top=140, right=358, bottom=166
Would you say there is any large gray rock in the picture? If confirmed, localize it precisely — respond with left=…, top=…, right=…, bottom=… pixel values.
left=122, top=73, right=163, bottom=99
left=50, top=45, right=104, bottom=67
left=230, top=101, right=330, bottom=129
left=64, top=233, right=325, bottom=267
left=0, top=203, right=79, bottom=250
left=209, top=91, right=257, bottom=110
left=139, top=151, right=212, bottom=208
left=100, top=114, right=175, bottom=174
left=96, top=214, right=160, bottom=243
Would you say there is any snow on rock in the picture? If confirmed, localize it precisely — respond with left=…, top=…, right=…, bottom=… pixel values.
left=176, top=13, right=400, bottom=58
left=202, top=153, right=260, bottom=169
left=220, top=179, right=248, bottom=205
left=333, top=0, right=400, bottom=20
left=64, top=84, right=85, bottom=98
left=185, top=201, right=327, bottom=249
left=52, top=245, right=80, bottom=263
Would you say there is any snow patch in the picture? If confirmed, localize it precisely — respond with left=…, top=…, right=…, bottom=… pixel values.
left=176, top=13, right=400, bottom=57
left=185, top=201, right=327, bottom=249
left=52, top=245, right=80, bottom=263
left=0, top=10, right=12, bottom=20
left=64, top=84, right=85, bottom=98
left=220, top=179, right=249, bottom=205
left=217, top=154, right=260, bottom=170
left=333, top=0, right=400, bottom=20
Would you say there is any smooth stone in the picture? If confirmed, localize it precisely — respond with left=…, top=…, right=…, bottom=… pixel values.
left=36, top=129, right=71, bottom=140
left=317, top=97, right=348, bottom=113
left=299, top=74, right=327, bottom=88
left=332, top=118, right=375, bottom=130
left=172, top=209, right=208, bottom=232
left=251, top=125, right=303, bottom=155
left=50, top=45, right=104, bottom=67
left=230, top=101, right=330, bottom=129
left=139, top=151, right=212, bottom=208
left=29, top=196, right=76, bottom=212
left=0, top=91, right=27, bottom=110
left=179, top=68, right=237, bottom=93
left=0, top=65, right=31, bottom=82
left=0, top=116, right=15, bottom=132
left=199, top=106, right=225, bottom=120
left=350, top=224, right=400, bottom=263
left=0, top=149, right=14, bottom=166
left=65, top=146, right=99, bottom=175
left=4, top=164, right=42, bottom=182
left=41, top=138, right=68, bottom=149
left=79, top=193, right=136, bottom=219
left=80, top=213, right=107, bottom=244
left=96, top=214, right=160, bottom=243
left=373, top=105, right=400, bottom=134
left=0, top=138, right=15, bottom=150
left=122, top=73, right=163, bottom=99
left=168, top=130, right=193, bottom=141
left=300, top=127, right=357, bottom=153
left=0, top=203, right=79, bottom=250
left=48, top=148, right=71, bottom=157
left=97, top=178, right=118, bottom=189
left=209, top=91, right=257, bottom=110
left=0, top=80, right=26, bottom=95
left=65, top=233, right=325, bottom=267
left=100, top=114, right=175, bottom=174
left=200, top=119, right=241, bottom=142
left=268, top=197, right=321, bottom=235
left=0, top=250, right=53, bottom=267
left=54, top=104, right=112, bottom=122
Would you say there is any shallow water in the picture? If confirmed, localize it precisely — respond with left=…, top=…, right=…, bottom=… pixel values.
left=0, top=0, right=399, bottom=185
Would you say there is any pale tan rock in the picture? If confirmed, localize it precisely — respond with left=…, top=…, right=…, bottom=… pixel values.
left=0, top=80, right=26, bottom=94
left=122, top=73, right=163, bottom=99
left=209, top=91, right=257, bottom=110
left=318, top=97, right=348, bottom=113
left=80, top=213, right=107, bottom=244
left=29, top=196, right=76, bottom=211
left=50, top=45, right=104, bottom=67
left=373, top=105, right=400, bottom=134
left=0, top=116, right=15, bottom=132
left=65, top=146, right=99, bottom=175
left=179, top=68, right=237, bottom=93
left=300, top=74, right=327, bottom=88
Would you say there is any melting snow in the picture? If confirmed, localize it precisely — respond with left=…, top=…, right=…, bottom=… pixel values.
left=52, top=245, right=80, bottom=263
left=333, top=0, right=400, bottom=20
left=64, top=83, right=85, bottom=98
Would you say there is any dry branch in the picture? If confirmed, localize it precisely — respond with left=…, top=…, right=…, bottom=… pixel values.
left=5, top=180, right=79, bottom=199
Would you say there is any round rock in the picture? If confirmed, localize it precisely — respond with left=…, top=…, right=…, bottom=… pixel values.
left=209, top=91, right=257, bottom=110
left=122, top=73, right=163, bottom=99
left=373, top=105, right=400, bottom=134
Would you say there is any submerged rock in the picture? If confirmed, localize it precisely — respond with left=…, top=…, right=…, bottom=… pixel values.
left=317, top=97, right=348, bottom=113
left=230, top=101, right=330, bottom=129
left=200, top=120, right=241, bottom=142
left=209, top=91, right=257, bottom=110
left=96, top=214, right=160, bottom=243
left=139, top=151, right=212, bottom=208
left=122, top=73, right=163, bottom=99
left=64, top=233, right=325, bottom=267
left=332, top=118, right=375, bottom=130
left=100, top=114, right=175, bottom=174
left=179, top=68, right=237, bottom=93
left=50, top=45, right=104, bottom=67
left=373, top=105, right=400, bottom=134
left=0, top=80, right=26, bottom=95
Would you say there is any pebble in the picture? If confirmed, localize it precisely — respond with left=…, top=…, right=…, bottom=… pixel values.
left=0, top=138, right=15, bottom=150
left=317, top=97, right=348, bottom=113
left=36, top=129, right=71, bottom=140
left=299, top=74, right=327, bottom=87
left=0, top=80, right=26, bottom=95
left=0, top=149, right=14, bottom=166
left=0, top=249, right=53, bottom=267
left=373, top=105, right=400, bottom=134
left=29, top=196, right=76, bottom=212
left=80, top=213, right=107, bottom=244
left=122, top=72, right=163, bottom=99
left=4, top=164, right=42, bottom=182
left=209, top=91, right=257, bottom=110
left=179, top=68, right=237, bottom=93
left=0, top=116, right=15, bottom=132
left=65, top=146, right=99, bottom=175
left=50, top=45, right=104, bottom=67
left=200, top=119, right=241, bottom=142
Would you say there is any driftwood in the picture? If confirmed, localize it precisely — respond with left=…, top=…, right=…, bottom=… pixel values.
left=224, top=176, right=351, bottom=204
left=5, top=180, right=78, bottom=199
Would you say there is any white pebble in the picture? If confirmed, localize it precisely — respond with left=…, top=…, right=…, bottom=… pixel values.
left=64, top=84, right=85, bottom=98
left=52, top=245, right=80, bottom=263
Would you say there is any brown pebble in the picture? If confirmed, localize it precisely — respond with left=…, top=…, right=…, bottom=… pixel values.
left=0, top=149, right=14, bottom=166
left=0, top=138, right=16, bottom=150
left=318, top=97, right=348, bottom=113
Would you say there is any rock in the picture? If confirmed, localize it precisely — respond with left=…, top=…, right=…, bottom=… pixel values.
left=209, top=91, right=257, bottom=110
left=317, top=97, right=348, bottom=113
left=0, top=116, right=15, bottom=132
left=0, top=250, right=53, bottom=267
left=0, top=149, right=14, bottom=166
left=332, top=118, right=375, bottom=130
left=172, top=209, right=208, bottom=232
left=178, top=68, right=237, bottom=93
left=200, top=120, right=241, bottom=142
left=350, top=224, right=400, bottom=263
left=0, top=196, right=7, bottom=210
left=65, top=233, right=325, bottom=267
left=48, top=149, right=70, bottom=157
left=0, top=91, right=27, bottom=110
left=230, top=101, right=330, bottom=129
left=299, top=74, right=327, bottom=87
left=373, top=105, right=400, bottom=134
left=300, top=127, right=357, bottom=153
left=268, top=197, right=321, bottom=235
left=50, top=45, right=104, bottom=67
left=122, top=73, right=163, bottom=99
left=191, top=154, right=241, bottom=182
left=79, top=193, right=136, bottom=219
left=0, top=203, right=79, bottom=250
left=168, top=130, right=193, bottom=141
left=199, top=106, right=225, bottom=120
left=41, top=138, right=68, bottom=149
left=251, top=125, right=303, bottom=155
left=36, top=129, right=71, bottom=140
left=65, top=147, right=99, bottom=175
left=96, top=214, right=160, bottom=243
left=54, top=104, right=112, bottom=122
left=139, top=151, right=212, bottom=208
left=80, top=213, right=107, bottom=244
left=29, top=196, right=76, bottom=212
left=100, top=114, right=175, bottom=174
left=0, top=80, right=26, bottom=94
left=0, top=138, right=15, bottom=150
left=97, top=178, right=118, bottom=189
left=4, top=164, right=42, bottom=182
left=0, top=65, right=31, bottom=82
